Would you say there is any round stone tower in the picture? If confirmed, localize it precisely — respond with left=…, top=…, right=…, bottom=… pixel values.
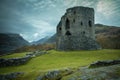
left=56, top=6, right=101, bottom=50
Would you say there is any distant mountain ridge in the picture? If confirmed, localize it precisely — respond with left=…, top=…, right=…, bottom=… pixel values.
left=31, top=36, right=50, bottom=45
left=95, top=24, right=120, bottom=33
left=0, top=33, right=30, bottom=55
left=33, top=24, right=120, bottom=49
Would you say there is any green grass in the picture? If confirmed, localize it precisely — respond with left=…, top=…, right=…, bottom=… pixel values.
left=0, top=52, right=28, bottom=58
left=0, top=49, right=120, bottom=80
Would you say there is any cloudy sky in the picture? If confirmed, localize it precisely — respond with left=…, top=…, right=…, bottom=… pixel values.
left=0, top=0, right=120, bottom=42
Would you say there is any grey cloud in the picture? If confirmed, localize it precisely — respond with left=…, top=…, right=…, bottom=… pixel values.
left=0, top=0, right=120, bottom=41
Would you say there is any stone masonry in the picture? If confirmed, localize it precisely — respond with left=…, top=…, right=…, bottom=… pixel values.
left=56, top=6, right=101, bottom=50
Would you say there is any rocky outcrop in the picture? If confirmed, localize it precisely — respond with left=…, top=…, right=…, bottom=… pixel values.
left=0, top=51, right=47, bottom=67
left=36, top=68, right=73, bottom=80
left=0, top=56, right=31, bottom=67
left=0, top=72, right=23, bottom=80
left=36, top=61, right=120, bottom=80
left=37, top=70, right=62, bottom=80
left=63, top=64, right=120, bottom=80
left=62, top=60, right=120, bottom=80
left=26, top=51, right=48, bottom=57
left=89, top=59, right=120, bottom=68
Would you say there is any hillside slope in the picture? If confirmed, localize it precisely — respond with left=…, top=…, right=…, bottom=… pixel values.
left=31, top=36, right=50, bottom=45
left=0, top=33, right=30, bottom=55
left=95, top=24, right=120, bottom=49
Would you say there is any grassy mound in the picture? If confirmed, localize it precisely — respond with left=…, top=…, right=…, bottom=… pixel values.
left=0, top=49, right=120, bottom=80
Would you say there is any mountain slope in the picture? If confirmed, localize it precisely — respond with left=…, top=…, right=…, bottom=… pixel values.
left=45, top=34, right=56, bottom=44
left=95, top=24, right=120, bottom=34
left=31, top=36, right=50, bottom=45
left=95, top=24, right=120, bottom=49
left=0, top=33, right=30, bottom=55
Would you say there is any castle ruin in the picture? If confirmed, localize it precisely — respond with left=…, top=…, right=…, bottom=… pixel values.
left=56, top=6, right=101, bottom=50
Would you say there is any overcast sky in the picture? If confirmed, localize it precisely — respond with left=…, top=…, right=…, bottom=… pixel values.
left=0, top=0, right=120, bottom=42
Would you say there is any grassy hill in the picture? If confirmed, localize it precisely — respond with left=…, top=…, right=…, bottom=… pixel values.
left=0, top=49, right=120, bottom=80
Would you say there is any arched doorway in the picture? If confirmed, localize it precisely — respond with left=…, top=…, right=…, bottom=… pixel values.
left=65, top=31, right=71, bottom=36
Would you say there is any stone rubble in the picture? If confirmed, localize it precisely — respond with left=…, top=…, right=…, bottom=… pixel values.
left=0, top=51, right=48, bottom=67
left=36, top=68, right=73, bottom=80
left=0, top=72, right=24, bottom=80
left=89, top=59, right=120, bottom=68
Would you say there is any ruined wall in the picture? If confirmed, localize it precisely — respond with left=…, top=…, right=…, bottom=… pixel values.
left=56, top=6, right=101, bottom=50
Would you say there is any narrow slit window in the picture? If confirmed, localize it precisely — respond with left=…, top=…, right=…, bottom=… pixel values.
left=73, top=19, right=75, bottom=23
left=81, top=22, right=83, bottom=26
left=89, top=20, right=92, bottom=27
left=59, top=27, right=61, bottom=31
left=74, top=11, right=76, bottom=14
left=65, top=18, right=70, bottom=29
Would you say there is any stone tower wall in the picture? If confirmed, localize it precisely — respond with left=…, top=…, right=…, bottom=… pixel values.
left=56, top=6, right=101, bottom=50
left=60, top=7, right=95, bottom=39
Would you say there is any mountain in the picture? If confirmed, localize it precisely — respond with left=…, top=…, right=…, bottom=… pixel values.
left=33, top=24, right=120, bottom=49
left=31, top=36, right=50, bottom=45
left=45, top=34, right=56, bottom=44
left=95, top=24, right=120, bottom=49
left=95, top=24, right=119, bottom=34
left=0, top=33, right=30, bottom=55
left=31, top=34, right=56, bottom=45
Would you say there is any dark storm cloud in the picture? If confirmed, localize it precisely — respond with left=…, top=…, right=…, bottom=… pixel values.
left=0, top=0, right=120, bottom=42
